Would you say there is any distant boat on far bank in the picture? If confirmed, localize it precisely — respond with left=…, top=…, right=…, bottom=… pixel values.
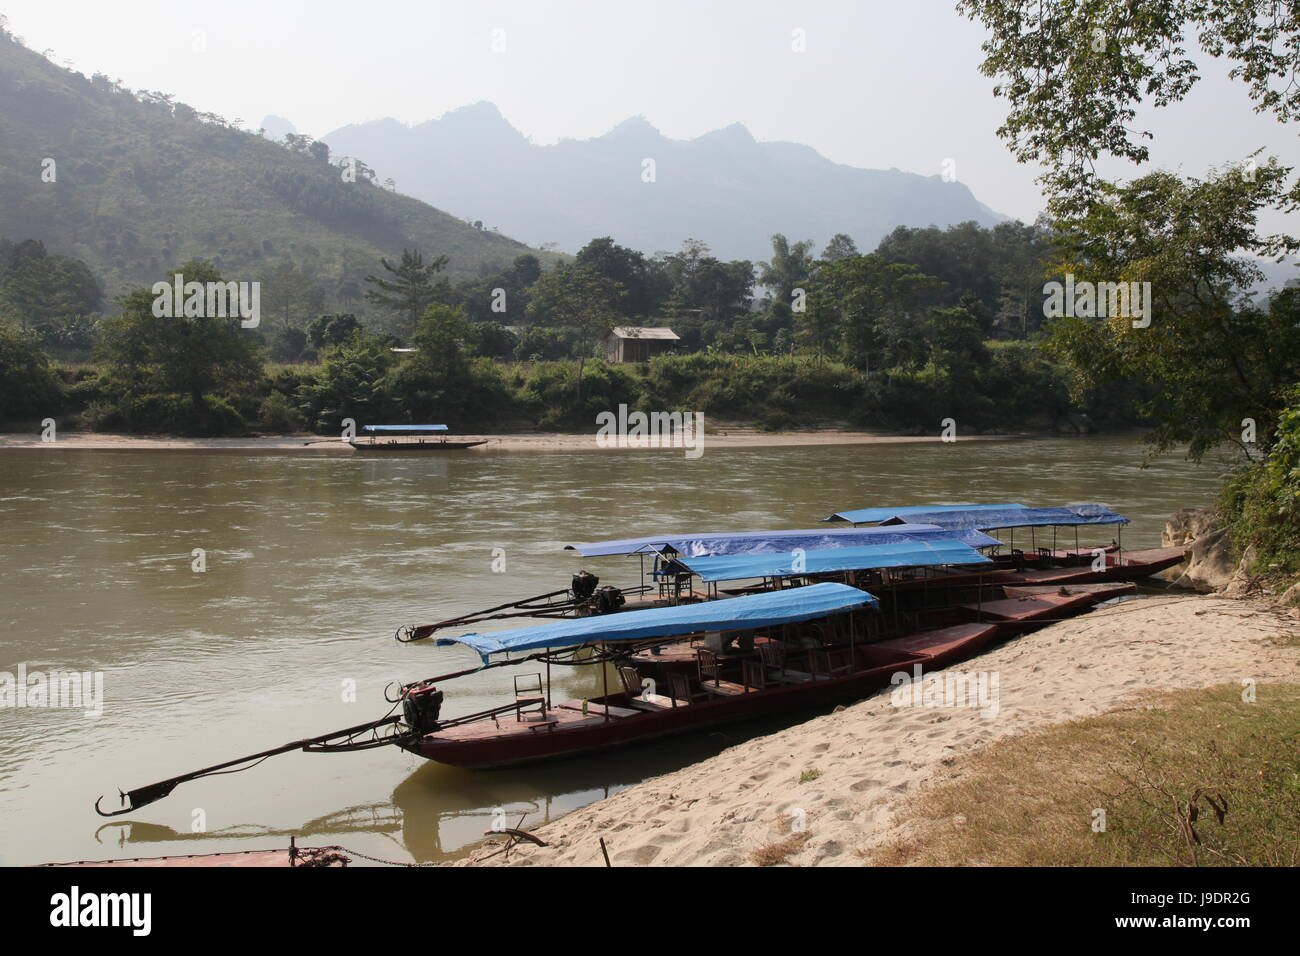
left=349, top=424, right=487, bottom=452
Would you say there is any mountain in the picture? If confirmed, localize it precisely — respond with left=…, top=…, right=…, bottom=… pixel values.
left=0, top=34, right=551, bottom=305
left=323, top=102, right=1008, bottom=262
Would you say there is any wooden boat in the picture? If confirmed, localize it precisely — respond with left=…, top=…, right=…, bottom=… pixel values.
left=403, top=579, right=1133, bottom=770
left=349, top=424, right=487, bottom=452
left=398, top=507, right=1185, bottom=642
left=91, top=508, right=1169, bottom=813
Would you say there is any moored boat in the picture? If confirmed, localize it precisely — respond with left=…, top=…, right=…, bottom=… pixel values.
left=349, top=424, right=487, bottom=451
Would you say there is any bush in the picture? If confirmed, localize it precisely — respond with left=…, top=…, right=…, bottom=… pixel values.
left=257, top=391, right=303, bottom=432
left=1220, top=387, right=1300, bottom=575
left=0, top=326, right=64, bottom=423
left=80, top=391, right=245, bottom=435
left=515, top=360, right=642, bottom=429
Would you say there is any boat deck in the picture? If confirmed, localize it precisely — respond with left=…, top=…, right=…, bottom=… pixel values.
left=872, top=622, right=998, bottom=664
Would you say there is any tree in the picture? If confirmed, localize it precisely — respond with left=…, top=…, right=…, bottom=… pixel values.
left=0, top=326, right=63, bottom=422
left=307, top=313, right=361, bottom=350
left=960, top=0, right=1300, bottom=220
left=821, top=234, right=859, bottom=263
left=261, top=261, right=324, bottom=332
left=386, top=304, right=506, bottom=423
left=1046, top=165, right=1300, bottom=460
left=94, top=261, right=263, bottom=434
left=364, top=249, right=450, bottom=339
left=808, top=254, right=944, bottom=371
left=0, top=239, right=102, bottom=335
left=757, top=234, right=816, bottom=332
left=299, top=329, right=393, bottom=431
left=654, top=240, right=753, bottom=349
left=574, top=237, right=665, bottom=317
left=526, top=264, right=626, bottom=405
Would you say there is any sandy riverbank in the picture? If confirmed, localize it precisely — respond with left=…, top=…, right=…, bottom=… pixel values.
left=457, top=594, right=1299, bottom=866
left=0, top=429, right=1027, bottom=452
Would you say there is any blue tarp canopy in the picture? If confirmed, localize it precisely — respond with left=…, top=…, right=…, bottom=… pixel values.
left=436, top=582, right=878, bottom=663
left=824, top=503, right=1128, bottom=530
left=566, top=523, right=1000, bottom=557
left=824, top=503, right=1024, bottom=524
left=897, top=504, right=1128, bottom=531
left=680, top=539, right=993, bottom=583
left=361, top=424, right=448, bottom=434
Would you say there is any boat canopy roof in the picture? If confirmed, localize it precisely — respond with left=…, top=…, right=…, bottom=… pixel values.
left=360, top=424, right=449, bottom=434
left=824, top=503, right=1024, bottom=524
left=825, top=503, right=1128, bottom=530
left=679, top=539, right=993, bottom=583
left=436, top=582, right=878, bottom=663
left=566, top=523, right=999, bottom=558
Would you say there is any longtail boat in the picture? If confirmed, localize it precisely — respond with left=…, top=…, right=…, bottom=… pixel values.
left=95, top=533, right=1137, bottom=814
left=400, top=503, right=1184, bottom=640
left=350, top=424, right=487, bottom=451
left=820, top=502, right=1186, bottom=583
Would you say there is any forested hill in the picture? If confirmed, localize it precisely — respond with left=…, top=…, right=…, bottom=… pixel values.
left=0, top=31, right=551, bottom=303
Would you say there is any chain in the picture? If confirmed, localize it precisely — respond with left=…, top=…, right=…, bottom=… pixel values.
left=329, top=844, right=442, bottom=867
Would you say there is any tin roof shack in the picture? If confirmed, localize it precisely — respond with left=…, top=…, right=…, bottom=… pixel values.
left=601, top=327, right=680, bottom=363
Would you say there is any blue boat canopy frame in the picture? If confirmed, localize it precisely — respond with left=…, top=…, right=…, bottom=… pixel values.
left=679, top=539, right=993, bottom=583
left=566, top=523, right=1000, bottom=558
left=360, top=424, right=449, bottom=435
left=436, top=582, right=878, bottom=663
left=824, top=503, right=1128, bottom=530
left=822, top=503, right=1024, bottom=525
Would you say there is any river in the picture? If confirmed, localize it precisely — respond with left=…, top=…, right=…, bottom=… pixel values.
left=0, top=436, right=1224, bottom=865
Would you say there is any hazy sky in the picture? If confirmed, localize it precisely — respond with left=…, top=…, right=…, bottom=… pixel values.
left=6, top=0, right=1296, bottom=233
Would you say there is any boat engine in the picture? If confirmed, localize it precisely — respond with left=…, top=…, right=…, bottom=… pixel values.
left=571, top=570, right=599, bottom=602
left=402, top=684, right=444, bottom=735
left=592, top=585, right=625, bottom=614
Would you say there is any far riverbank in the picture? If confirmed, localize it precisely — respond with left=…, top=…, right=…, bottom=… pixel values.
left=0, top=428, right=1038, bottom=453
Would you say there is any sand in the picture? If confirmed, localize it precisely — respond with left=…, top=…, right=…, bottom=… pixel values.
left=0, top=428, right=1024, bottom=453
left=458, top=595, right=1300, bottom=866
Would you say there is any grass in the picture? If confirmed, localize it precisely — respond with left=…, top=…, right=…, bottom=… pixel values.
left=750, top=814, right=813, bottom=866
left=867, top=683, right=1300, bottom=867
left=799, top=769, right=823, bottom=784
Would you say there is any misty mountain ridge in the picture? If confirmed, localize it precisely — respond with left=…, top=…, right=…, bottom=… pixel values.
left=321, top=102, right=1008, bottom=262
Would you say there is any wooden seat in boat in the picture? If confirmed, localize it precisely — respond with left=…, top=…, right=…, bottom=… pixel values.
left=669, top=670, right=706, bottom=705
left=513, top=673, right=547, bottom=722
left=807, top=648, right=854, bottom=681
left=698, top=648, right=753, bottom=696
left=618, top=666, right=682, bottom=710
left=758, top=641, right=806, bottom=683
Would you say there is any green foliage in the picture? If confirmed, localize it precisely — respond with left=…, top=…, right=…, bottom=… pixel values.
left=0, top=325, right=64, bottom=422
left=364, top=249, right=451, bottom=340
left=298, top=329, right=394, bottom=431
left=960, top=0, right=1300, bottom=217
left=90, top=261, right=264, bottom=434
left=805, top=254, right=944, bottom=370
left=384, top=304, right=515, bottom=426
left=0, top=238, right=103, bottom=357
left=1220, top=387, right=1300, bottom=574
left=257, top=391, right=303, bottom=432
left=80, top=391, right=244, bottom=435
left=1045, top=169, right=1300, bottom=461
left=515, top=360, right=642, bottom=430
left=307, top=313, right=361, bottom=350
